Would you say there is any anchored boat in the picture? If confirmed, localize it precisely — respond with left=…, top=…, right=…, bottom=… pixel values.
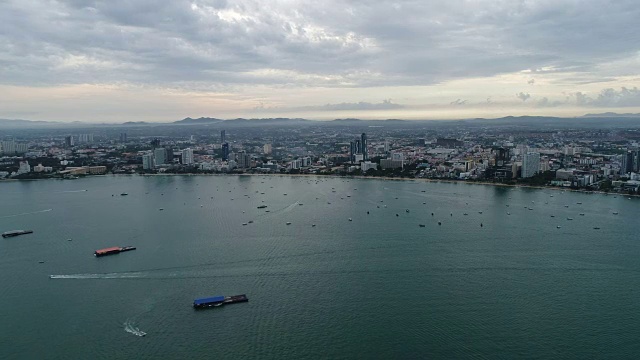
left=193, top=294, right=248, bottom=309
left=2, top=230, right=34, bottom=238
left=94, top=246, right=136, bottom=257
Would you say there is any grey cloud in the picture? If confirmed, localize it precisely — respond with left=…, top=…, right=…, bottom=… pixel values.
left=516, top=92, right=531, bottom=102
left=574, top=87, right=640, bottom=107
left=536, top=97, right=564, bottom=107
left=450, top=99, right=467, bottom=105
left=528, top=79, right=535, bottom=85
left=0, top=0, right=638, bottom=88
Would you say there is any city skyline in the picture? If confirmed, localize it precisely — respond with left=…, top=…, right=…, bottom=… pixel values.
left=1, top=0, right=639, bottom=122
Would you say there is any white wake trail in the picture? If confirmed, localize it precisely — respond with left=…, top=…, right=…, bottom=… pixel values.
left=49, top=272, right=145, bottom=279
left=124, top=320, right=147, bottom=337
left=0, top=208, right=52, bottom=218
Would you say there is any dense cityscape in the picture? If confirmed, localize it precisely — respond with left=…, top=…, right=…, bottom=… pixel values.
left=2, top=117, right=640, bottom=194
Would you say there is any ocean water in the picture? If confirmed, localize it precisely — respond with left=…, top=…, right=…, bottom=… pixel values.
left=1, top=175, right=639, bottom=359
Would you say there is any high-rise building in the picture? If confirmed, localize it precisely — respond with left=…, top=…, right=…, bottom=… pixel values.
left=15, top=143, right=27, bottom=154
left=361, top=161, right=377, bottom=172
left=384, top=140, right=389, bottom=153
left=120, top=132, right=127, bottom=143
left=633, top=150, right=640, bottom=172
left=621, top=151, right=634, bottom=175
left=361, top=133, right=368, bottom=161
left=349, top=141, right=356, bottom=162
left=78, top=134, right=94, bottom=143
left=222, top=143, right=229, bottom=161
left=221, top=130, right=226, bottom=144
left=181, top=148, right=194, bottom=165
left=142, top=153, right=154, bottom=170
left=17, top=161, right=31, bottom=174
left=237, top=151, right=250, bottom=168
left=0, top=140, right=16, bottom=155
left=488, top=147, right=513, bottom=180
left=417, top=138, right=426, bottom=147
left=65, top=136, right=74, bottom=147
left=391, top=152, right=404, bottom=162
left=263, top=144, right=272, bottom=155
left=539, top=158, right=550, bottom=172
left=522, top=152, right=540, bottom=178
left=154, top=148, right=167, bottom=166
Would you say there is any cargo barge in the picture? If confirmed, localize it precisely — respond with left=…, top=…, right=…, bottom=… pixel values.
left=94, top=246, right=136, bottom=257
left=2, top=230, right=34, bottom=238
left=193, top=294, right=248, bottom=309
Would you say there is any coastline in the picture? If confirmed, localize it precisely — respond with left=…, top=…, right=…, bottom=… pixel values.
left=133, top=172, right=636, bottom=197
left=2, top=171, right=635, bottom=197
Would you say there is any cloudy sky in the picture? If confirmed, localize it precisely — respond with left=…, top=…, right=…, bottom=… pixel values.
left=1, top=0, right=639, bottom=122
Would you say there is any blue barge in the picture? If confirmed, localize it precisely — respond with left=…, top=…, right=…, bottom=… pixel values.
left=193, top=294, right=248, bottom=309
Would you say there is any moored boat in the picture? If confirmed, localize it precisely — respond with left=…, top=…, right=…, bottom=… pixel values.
left=94, top=246, right=136, bottom=257
left=2, top=230, right=34, bottom=238
left=193, top=294, right=248, bottom=309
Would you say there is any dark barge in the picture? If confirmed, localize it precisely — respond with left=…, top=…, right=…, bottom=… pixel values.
left=94, top=246, right=136, bottom=257
left=193, top=294, right=248, bottom=309
left=2, top=230, right=34, bottom=238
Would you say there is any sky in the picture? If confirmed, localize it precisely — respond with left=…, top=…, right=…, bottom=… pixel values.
left=1, top=0, right=639, bottom=123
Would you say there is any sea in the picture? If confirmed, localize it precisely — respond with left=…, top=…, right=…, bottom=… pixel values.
left=1, top=175, right=639, bottom=359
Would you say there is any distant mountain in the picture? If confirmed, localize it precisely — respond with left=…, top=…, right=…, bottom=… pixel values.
left=174, top=117, right=223, bottom=124
left=0, top=118, right=61, bottom=129
left=4, top=114, right=640, bottom=129
left=582, top=112, right=640, bottom=118
left=121, top=121, right=151, bottom=125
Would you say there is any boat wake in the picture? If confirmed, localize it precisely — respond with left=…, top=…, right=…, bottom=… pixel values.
left=281, top=201, right=300, bottom=213
left=124, top=320, right=146, bottom=337
left=61, top=190, right=88, bottom=193
left=49, top=272, right=145, bottom=279
left=0, top=208, right=52, bottom=218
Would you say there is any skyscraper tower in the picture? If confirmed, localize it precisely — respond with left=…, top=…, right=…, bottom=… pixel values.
left=350, top=141, right=356, bottom=163
left=221, top=130, right=226, bottom=144
left=222, top=142, right=229, bottom=161
left=64, top=136, right=74, bottom=148
left=361, top=133, right=368, bottom=161
left=621, top=151, right=634, bottom=175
